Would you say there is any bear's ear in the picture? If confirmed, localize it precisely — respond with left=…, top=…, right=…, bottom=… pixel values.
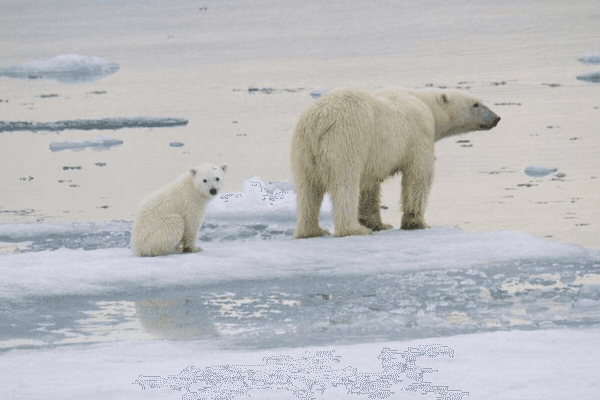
left=220, top=164, right=228, bottom=173
left=439, top=93, right=449, bottom=105
left=190, top=168, right=197, bottom=177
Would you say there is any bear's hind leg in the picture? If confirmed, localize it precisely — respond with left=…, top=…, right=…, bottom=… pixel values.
left=359, top=182, right=393, bottom=231
left=329, top=171, right=371, bottom=237
left=133, top=213, right=185, bottom=256
left=294, top=175, right=330, bottom=238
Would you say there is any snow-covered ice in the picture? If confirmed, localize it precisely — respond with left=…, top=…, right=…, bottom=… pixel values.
left=0, top=54, right=119, bottom=83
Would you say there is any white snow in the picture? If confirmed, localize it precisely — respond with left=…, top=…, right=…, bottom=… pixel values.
left=1, top=327, right=599, bottom=400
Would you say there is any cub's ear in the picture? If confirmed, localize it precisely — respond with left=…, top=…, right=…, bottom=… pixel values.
left=220, top=164, right=228, bottom=173
left=190, top=168, right=197, bottom=176
left=439, top=93, right=449, bottom=105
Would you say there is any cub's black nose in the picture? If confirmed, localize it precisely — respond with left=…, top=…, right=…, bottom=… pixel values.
left=210, top=188, right=217, bottom=196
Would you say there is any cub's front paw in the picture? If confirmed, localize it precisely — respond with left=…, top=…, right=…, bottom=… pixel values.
left=183, top=245, right=203, bottom=253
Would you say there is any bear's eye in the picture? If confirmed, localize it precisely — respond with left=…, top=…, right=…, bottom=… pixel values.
left=473, top=102, right=480, bottom=108
left=203, top=179, right=207, bottom=183
left=216, top=177, right=220, bottom=181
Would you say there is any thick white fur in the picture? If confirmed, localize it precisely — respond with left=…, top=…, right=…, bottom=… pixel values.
left=131, top=164, right=227, bottom=256
left=291, top=88, right=500, bottom=238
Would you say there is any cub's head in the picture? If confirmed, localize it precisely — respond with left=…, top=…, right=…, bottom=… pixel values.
left=190, top=163, right=227, bottom=198
left=411, top=89, right=501, bottom=141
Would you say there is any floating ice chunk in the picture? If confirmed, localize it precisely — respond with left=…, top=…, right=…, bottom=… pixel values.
left=524, top=165, right=557, bottom=177
left=576, top=72, right=600, bottom=83
left=0, top=117, right=188, bottom=132
left=169, top=141, right=185, bottom=147
left=0, top=54, right=119, bottom=83
left=579, top=53, right=600, bottom=64
left=49, top=136, right=123, bottom=152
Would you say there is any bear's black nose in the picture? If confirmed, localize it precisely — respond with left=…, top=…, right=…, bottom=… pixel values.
left=210, top=188, right=217, bottom=196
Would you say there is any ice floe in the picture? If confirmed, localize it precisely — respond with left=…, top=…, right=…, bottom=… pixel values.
left=49, top=136, right=123, bottom=152
left=0, top=54, right=119, bottom=83
left=524, top=165, right=558, bottom=177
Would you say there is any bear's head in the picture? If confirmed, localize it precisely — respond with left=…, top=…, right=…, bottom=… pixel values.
left=413, top=89, right=501, bottom=141
left=190, top=163, right=227, bottom=198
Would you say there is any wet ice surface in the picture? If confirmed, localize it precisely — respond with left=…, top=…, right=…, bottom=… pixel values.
left=1, top=216, right=599, bottom=353
left=0, top=54, right=119, bottom=83
left=0, top=117, right=189, bottom=132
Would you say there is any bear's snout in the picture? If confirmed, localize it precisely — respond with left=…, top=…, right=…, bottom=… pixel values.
left=210, top=188, right=217, bottom=196
left=476, top=104, right=501, bottom=130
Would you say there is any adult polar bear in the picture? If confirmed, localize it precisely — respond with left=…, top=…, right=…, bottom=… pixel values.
left=291, top=88, right=500, bottom=238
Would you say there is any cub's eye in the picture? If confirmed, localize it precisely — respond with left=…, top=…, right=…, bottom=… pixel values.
left=203, top=179, right=207, bottom=183
left=216, top=177, right=220, bottom=181
left=473, top=102, right=480, bottom=108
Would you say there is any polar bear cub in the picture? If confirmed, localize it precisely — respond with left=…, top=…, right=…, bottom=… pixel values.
left=131, top=164, right=227, bottom=256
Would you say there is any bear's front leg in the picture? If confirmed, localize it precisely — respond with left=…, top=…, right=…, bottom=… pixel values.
left=400, top=154, right=434, bottom=230
left=181, top=219, right=202, bottom=253
left=359, top=182, right=393, bottom=231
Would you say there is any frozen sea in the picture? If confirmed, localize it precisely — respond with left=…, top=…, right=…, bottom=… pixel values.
left=1, top=0, right=600, bottom=399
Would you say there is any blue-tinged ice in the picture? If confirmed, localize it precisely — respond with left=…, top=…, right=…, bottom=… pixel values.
left=0, top=117, right=188, bottom=132
left=0, top=54, right=119, bottom=83
left=49, top=136, right=123, bottom=152
left=579, top=53, right=600, bottom=64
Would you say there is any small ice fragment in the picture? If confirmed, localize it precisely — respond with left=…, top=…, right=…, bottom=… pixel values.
left=576, top=72, right=600, bottom=83
left=310, top=89, right=328, bottom=99
left=524, top=165, right=557, bottom=177
left=554, top=172, right=566, bottom=178
left=169, top=141, right=184, bottom=147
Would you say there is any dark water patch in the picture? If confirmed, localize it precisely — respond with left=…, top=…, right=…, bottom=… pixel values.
left=0, top=117, right=188, bottom=132
left=169, top=141, right=184, bottom=147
